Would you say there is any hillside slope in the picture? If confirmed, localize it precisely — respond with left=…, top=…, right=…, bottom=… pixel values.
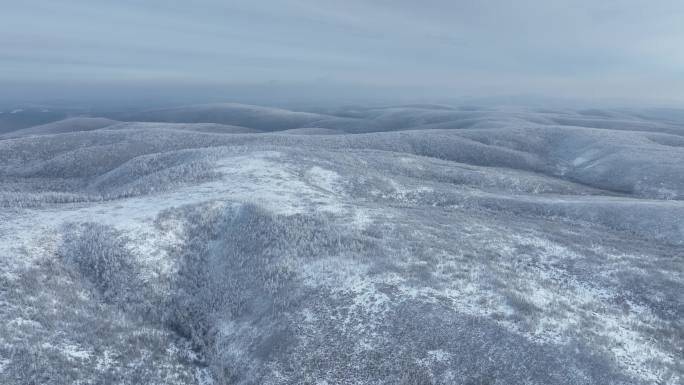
left=0, top=105, right=682, bottom=385
left=1, top=117, right=119, bottom=139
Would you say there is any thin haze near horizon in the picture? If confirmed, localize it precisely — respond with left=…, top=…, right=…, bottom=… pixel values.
left=2, top=0, right=684, bottom=105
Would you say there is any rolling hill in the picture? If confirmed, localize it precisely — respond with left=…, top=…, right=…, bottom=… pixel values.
left=1, top=104, right=682, bottom=385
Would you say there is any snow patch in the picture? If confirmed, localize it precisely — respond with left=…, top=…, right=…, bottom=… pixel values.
left=305, top=166, right=342, bottom=193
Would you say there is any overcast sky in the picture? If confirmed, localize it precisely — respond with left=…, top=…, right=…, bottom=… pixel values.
left=2, top=0, right=684, bottom=104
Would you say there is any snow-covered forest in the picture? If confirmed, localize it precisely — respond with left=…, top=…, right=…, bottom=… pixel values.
left=1, top=103, right=683, bottom=384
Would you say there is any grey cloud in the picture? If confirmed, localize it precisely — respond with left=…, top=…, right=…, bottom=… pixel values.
left=1, top=0, right=683, bottom=103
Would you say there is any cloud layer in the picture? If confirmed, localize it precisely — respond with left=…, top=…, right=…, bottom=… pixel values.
left=2, top=0, right=683, bottom=103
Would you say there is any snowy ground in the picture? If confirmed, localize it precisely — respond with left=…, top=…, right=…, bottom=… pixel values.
left=0, top=104, right=682, bottom=384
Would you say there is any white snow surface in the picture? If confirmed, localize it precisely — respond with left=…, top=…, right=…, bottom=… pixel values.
left=1, top=105, right=683, bottom=384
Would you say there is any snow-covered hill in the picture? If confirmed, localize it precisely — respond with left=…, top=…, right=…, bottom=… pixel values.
left=1, top=117, right=119, bottom=139
left=0, top=104, right=682, bottom=384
